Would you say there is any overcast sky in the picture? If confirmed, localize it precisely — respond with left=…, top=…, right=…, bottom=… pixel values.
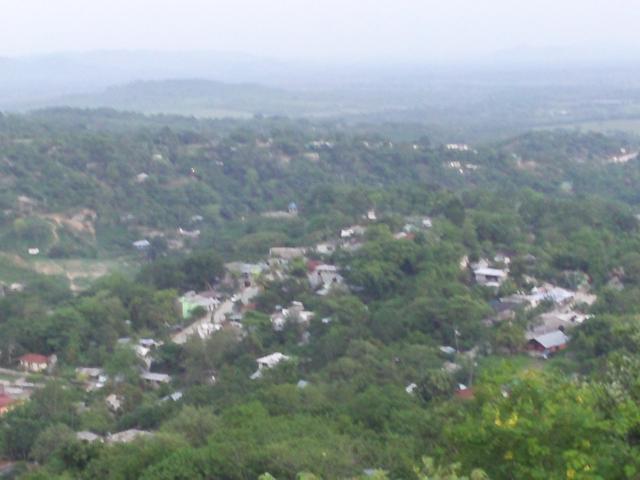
left=3, top=0, right=640, bottom=62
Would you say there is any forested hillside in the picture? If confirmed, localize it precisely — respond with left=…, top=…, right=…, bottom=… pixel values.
left=1, top=109, right=640, bottom=479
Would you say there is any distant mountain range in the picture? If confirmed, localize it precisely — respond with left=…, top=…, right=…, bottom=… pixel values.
left=3, top=51, right=640, bottom=139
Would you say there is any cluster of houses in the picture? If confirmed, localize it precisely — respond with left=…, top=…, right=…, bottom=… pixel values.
left=487, top=274, right=597, bottom=357
left=270, top=301, right=314, bottom=331
left=0, top=354, right=58, bottom=416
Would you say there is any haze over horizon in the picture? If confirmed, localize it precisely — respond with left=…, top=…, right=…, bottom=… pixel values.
left=4, top=0, right=640, bottom=64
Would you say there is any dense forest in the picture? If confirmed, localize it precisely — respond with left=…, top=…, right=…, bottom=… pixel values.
left=0, top=109, right=640, bottom=478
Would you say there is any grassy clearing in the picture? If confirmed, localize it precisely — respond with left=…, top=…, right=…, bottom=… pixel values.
left=0, top=254, right=139, bottom=292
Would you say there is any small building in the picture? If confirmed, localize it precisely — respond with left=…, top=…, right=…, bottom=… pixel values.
left=527, top=330, right=569, bottom=354
left=132, top=239, right=151, bottom=251
left=455, top=385, right=475, bottom=400
left=135, top=173, right=149, bottom=183
left=179, top=291, right=220, bottom=318
left=251, top=352, right=291, bottom=379
left=225, top=262, right=266, bottom=287
left=105, top=393, right=123, bottom=412
left=178, top=227, right=201, bottom=238
left=0, top=394, right=17, bottom=416
left=140, top=372, right=171, bottom=388
left=27, top=248, right=40, bottom=256
left=473, top=267, right=508, bottom=287
left=315, top=242, right=337, bottom=256
left=340, top=225, right=366, bottom=239
left=9, top=283, right=24, bottom=293
left=18, top=353, right=52, bottom=373
left=270, top=302, right=314, bottom=331
left=288, top=202, right=299, bottom=215
left=307, top=264, right=344, bottom=293
left=257, top=352, right=290, bottom=369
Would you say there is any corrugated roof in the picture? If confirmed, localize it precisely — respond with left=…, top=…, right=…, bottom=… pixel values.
left=532, top=330, right=569, bottom=349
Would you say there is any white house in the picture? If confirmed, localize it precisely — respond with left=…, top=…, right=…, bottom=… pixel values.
left=133, top=239, right=151, bottom=250
left=308, top=264, right=344, bottom=292
left=270, top=302, right=314, bottom=331
left=257, top=352, right=290, bottom=369
left=340, top=225, right=366, bottom=239
left=251, top=352, right=291, bottom=379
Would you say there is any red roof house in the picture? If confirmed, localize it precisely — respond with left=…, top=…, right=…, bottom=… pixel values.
left=0, top=395, right=16, bottom=415
left=18, top=354, right=51, bottom=373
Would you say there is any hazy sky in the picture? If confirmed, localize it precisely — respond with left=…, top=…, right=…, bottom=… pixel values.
left=3, top=0, right=640, bottom=62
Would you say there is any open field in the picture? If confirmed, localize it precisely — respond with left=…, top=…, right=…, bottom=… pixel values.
left=0, top=253, right=138, bottom=292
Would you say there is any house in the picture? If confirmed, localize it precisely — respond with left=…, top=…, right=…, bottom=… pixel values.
left=140, top=372, right=171, bottom=388
left=27, top=248, right=40, bottom=256
left=132, top=239, right=151, bottom=251
left=179, top=291, right=220, bottom=318
left=288, top=202, right=299, bottom=215
left=135, top=172, right=149, bottom=183
left=18, top=353, right=53, bottom=373
left=225, top=262, right=266, bottom=287
left=445, top=143, right=470, bottom=151
left=307, top=264, right=344, bottom=293
left=315, top=242, right=337, bottom=256
left=405, top=383, right=418, bottom=395
left=494, top=253, right=511, bottom=265
left=473, top=267, right=508, bottom=287
left=270, top=302, right=314, bottom=331
left=526, top=284, right=575, bottom=308
left=105, top=393, right=123, bottom=412
left=161, top=391, right=184, bottom=402
left=0, top=394, right=17, bottom=416
left=178, top=227, right=201, bottom=238
left=527, top=330, right=569, bottom=354
left=251, top=352, right=291, bottom=379
left=107, top=429, right=153, bottom=444
left=9, top=283, right=24, bottom=293
left=455, top=385, right=475, bottom=400
left=528, top=311, right=589, bottom=337
left=257, top=352, right=290, bottom=369
left=76, top=367, right=107, bottom=390
left=366, top=209, right=377, bottom=221
left=340, top=225, right=366, bottom=239
left=439, top=346, right=457, bottom=355
left=139, top=338, right=163, bottom=349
